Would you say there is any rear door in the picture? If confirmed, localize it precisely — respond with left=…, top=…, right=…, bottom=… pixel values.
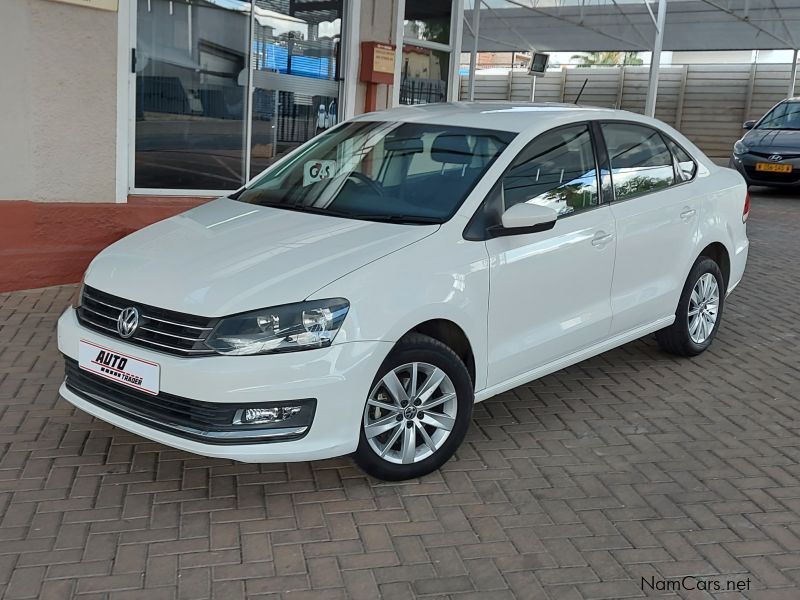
left=599, top=121, right=702, bottom=335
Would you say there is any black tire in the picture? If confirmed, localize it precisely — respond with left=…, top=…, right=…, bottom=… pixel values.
left=353, top=333, right=473, bottom=481
left=655, top=256, right=725, bottom=356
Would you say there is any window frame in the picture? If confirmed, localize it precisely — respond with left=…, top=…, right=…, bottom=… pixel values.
left=594, top=119, right=698, bottom=204
left=463, top=121, right=609, bottom=241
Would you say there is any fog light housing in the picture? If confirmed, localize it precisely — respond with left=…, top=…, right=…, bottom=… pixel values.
left=237, top=406, right=302, bottom=425
left=230, top=399, right=316, bottom=436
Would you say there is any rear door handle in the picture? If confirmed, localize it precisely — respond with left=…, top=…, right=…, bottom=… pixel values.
left=591, top=231, right=614, bottom=248
left=680, top=207, right=696, bottom=221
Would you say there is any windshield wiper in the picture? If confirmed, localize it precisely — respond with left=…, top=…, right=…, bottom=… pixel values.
left=258, top=202, right=353, bottom=219
left=350, top=214, right=442, bottom=225
left=255, top=203, right=441, bottom=225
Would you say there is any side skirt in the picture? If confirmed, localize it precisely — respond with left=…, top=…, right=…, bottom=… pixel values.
left=474, top=316, right=676, bottom=403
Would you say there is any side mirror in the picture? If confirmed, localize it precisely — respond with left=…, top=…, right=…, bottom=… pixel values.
left=743, top=120, right=756, bottom=130
left=491, top=202, right=558, bottom=237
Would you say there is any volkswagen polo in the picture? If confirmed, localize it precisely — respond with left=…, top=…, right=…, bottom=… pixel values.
left=58, top=103, right=749, bottom=480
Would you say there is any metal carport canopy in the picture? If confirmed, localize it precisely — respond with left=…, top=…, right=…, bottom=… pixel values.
left=462, top=0, right=800, bottom=53
left=461, top=0, right=800, bottom=116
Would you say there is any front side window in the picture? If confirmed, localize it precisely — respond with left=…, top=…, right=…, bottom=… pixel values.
left=602, top=123, right=675, bottom=200
left=502, top=124, right=600, bottom=216
left=236, top=121, right=515, bottom=223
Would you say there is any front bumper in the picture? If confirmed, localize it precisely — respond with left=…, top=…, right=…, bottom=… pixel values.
left=57, top=307, right=391, bottom=462
left=729, top=154, right=800, bottom=187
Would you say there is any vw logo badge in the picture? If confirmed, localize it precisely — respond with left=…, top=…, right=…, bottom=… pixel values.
left=117, top=307, right=139, bottom=339
left=769, top=154, right=784, bottom=162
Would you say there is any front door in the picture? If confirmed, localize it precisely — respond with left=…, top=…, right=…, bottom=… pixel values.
left=486, top=124, right=616, bottom=387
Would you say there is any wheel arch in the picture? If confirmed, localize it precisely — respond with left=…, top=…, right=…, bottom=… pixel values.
left=697, top=241, right=731, bottom=289
left=398, top=319, right=476, bottom=389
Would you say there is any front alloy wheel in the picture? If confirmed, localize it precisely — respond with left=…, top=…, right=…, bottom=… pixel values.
left=354, top=334, right=473, bottom=480
left=364, top=362, right=458, bottom=465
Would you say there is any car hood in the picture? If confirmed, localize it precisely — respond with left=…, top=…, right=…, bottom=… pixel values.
left=743, top=128, right=800, bottom=153
left=85, top=198, right=437, bottom=316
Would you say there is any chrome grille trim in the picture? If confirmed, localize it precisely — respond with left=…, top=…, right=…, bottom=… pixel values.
left=79, top=313, right=118, bottom=334
left=80, top=304, right=116, bottom=321
left=137, top=326, right=201, bottom=341
left=77, top=286, right=218, bottom=357
left=138, top=314, right=213, bottom=331
left=126, top=336, right=215, bottom=355
left=85, top=295, right=124, bottom=311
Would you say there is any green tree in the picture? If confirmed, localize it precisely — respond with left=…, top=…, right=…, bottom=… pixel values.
left=571, top=51, right=643, bottom=66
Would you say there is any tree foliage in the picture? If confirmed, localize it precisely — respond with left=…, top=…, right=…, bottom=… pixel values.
left=571, top=52, right=643, bottom=66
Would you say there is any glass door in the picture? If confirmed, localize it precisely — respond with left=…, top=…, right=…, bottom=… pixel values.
left=248, top=0, right=343, bottom=180
left=132, top=0, right=344, bottom=192
left=400, top=0, right=455, bottom=105
left=134, top=0, right=251, bottom=191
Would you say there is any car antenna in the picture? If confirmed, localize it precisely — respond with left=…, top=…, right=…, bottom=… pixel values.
left=574, top=78, right=588, bottom=105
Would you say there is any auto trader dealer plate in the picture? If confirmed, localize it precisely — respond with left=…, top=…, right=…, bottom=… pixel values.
left=78, top=339, right=160, bottom=395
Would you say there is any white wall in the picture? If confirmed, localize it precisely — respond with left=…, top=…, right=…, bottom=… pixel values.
left=0, top=0, right=118, bottom=202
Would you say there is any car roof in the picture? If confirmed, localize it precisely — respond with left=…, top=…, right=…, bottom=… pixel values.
left=351, top=102, right=631, bottom=134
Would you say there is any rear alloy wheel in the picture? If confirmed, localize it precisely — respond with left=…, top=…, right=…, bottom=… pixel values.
left=687, top=273, right=720, bottom=345
left=353, top=334, right=473, bottom=480
left=656, top=256, right=725, bottom=356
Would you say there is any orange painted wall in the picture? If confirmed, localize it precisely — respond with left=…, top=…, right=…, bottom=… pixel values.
left=0, top=198, right=210, bottom=292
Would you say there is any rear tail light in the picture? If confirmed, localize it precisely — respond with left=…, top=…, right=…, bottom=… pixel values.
left=742, top=191, right=750, bottom=223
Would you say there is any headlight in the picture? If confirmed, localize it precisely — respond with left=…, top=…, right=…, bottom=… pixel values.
left=205, top=298, right=349, bottom=356
left=733, top=140, right=748, bottom=155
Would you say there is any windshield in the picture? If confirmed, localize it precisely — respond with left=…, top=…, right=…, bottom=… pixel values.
left=756, top=102, right=800, bottom=130
left=235, top=121, right=515, bottom=224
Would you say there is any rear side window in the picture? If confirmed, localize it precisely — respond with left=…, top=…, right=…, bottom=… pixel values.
left=601, top=122, right=675, bottom=200
left=502, top=124, right=599, bottom=216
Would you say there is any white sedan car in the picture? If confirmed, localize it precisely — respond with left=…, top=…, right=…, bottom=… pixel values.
left=58, top=103, right=749, bottom=480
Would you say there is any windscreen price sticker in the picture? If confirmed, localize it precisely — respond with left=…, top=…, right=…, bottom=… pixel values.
left=303, top=160, right=336, bottom=187
left=78, top=339, right=160, bottom=395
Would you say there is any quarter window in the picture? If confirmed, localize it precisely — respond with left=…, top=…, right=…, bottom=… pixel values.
left=666, top=138, right=697, bottom=182
left=502, top=125, right=599, bottom=216
left=601, top=123, right=675, bottom=200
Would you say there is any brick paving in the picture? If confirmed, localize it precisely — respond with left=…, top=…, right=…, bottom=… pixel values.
left=1, top=190, right=799, bottom=599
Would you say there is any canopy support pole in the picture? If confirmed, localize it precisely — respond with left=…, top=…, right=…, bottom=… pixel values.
left=645, top=0, right=667, bottom=117
left=789, top=49, right=799, bottom=99
left=468, top=1, right=481, bottom=101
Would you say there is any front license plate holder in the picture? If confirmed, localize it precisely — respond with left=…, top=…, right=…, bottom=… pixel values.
left=78, top=339, right=160, bottom=395
left=755, top=162, right=792, bottom=173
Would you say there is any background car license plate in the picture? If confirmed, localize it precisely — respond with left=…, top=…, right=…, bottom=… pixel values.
left=755, top=162, right=792, bottom=173
left=78, top=339, right=160, bottom=395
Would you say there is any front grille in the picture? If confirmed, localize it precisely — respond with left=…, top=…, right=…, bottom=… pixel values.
left=63, top=358, right=315, bottom=444
left=77, top=285, right=217, bottom=356
left=749, top=151, right=800, bottom=160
